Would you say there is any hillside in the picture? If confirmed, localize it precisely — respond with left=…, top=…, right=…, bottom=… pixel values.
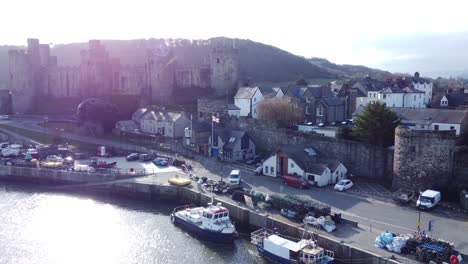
left=308, top=57, right=393, bottom=79
left=0, top=38, right=394, bottom=89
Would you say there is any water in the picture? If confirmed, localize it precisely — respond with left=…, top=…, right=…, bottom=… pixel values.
left=0, top=183, right=266, bottom=264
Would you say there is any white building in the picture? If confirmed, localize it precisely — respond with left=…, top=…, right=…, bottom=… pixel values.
left=357, top=86, right=426, bottom=109
left=233, top=86, right=281, bottom=118
left=261, top=146, right=346, bottom=187
left=412, top=72, right=433, bottom=104
left=138, top=109, right=190, bottom=138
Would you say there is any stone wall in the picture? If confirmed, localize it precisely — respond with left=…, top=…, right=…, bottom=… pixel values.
left=393, top=126, right=456, bottom=190
left=197, top=98, right=229, bottom=122
left=227, top=118, right=394, bottom=179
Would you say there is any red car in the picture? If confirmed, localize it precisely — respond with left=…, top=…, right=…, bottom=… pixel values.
left=283, top=175, right=309, bottom=189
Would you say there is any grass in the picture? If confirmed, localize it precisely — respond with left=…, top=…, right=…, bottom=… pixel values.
left=0, top=124, right=97, bottom=151
left=38, top=121, right=80, bottom=133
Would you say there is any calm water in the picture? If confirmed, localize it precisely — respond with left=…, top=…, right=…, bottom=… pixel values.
left=0, top=183, right=266, bottom=264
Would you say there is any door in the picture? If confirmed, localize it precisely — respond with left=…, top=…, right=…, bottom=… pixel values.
left=211, top=148, right=219, bottom=157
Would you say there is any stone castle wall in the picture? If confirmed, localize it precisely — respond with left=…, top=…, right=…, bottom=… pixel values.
left=392, top=126, right=456, bottom=190
left=227, top=118, right=394, bottom=179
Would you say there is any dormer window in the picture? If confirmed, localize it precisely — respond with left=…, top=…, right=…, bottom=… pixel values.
left=441, top=99, right=448, bottom=106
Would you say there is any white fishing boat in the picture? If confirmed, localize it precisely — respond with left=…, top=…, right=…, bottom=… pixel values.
left=251, top=228, right=334, bottom=264
left=170, top=202, right=236, bottom=243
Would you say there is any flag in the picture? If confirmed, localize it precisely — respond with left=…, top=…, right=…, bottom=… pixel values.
left=212, top=115, right=220, bottom=123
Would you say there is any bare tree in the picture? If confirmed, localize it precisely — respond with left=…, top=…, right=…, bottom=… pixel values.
left=257, top=97, right=304, bottom=127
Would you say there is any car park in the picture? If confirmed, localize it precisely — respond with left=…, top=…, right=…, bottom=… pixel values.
left=334, top=179, right=353, bottom=191
left=46, top=155, right=63, bottom=162
left=153, top=158, right=168, bottom=166
left=283, top=174, right=309, bottom=188
left=139, top=153, right=154, bottom=162
left=126, top=153, right=139, bottom=161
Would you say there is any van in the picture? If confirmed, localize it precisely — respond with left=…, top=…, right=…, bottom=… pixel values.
left=283, top=174, right=309, bottom=189
left=73, top=164, right=95, bottom=173
left=228, top=170, right=241, bottom=185
left=417, top=190, right=441, bottom=210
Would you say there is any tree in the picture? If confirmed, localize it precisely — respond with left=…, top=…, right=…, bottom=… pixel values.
left=352, top=102, right=400, bottom=146
left=77, top=98, right=121, bottom=135
left=296, top=78, right=308, bottom=86
left=257, top=97, right=304, bottom=127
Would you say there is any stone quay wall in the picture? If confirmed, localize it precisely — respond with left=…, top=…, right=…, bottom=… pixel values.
left=227, top=118, right=394, bottom=180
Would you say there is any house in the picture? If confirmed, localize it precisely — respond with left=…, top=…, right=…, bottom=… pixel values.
left=184, top=121, right=211, bottom=155
left=227, top=104, right=241, bottom=118
left=131, top=107, right=147, bottom=130
left=115, top=120, right=138, bottom=134
left=233, top=86, right=280, bottom=118
left=431, top=93, right=468, bottom=109
left=139, top=109, right=191, bottom=138
left=209, top=129, right=256, bottom=161
left=284, top=85, right=336, bottom=123
left=354, top=106, right=468, bottom=135
left=315, top=97, right=345, bottom=124
left=261, top=145, right=346, bottom=187
left=412, top=72, right=433, bottom=104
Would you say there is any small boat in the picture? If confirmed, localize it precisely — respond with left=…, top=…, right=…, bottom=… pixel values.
left=251, top=228, right=334, bottom=264
left=170, top=203, right=237, bottom=243
left=88, top=158, right=117, bottom=169
left=168, top=176, right=192, bottom=186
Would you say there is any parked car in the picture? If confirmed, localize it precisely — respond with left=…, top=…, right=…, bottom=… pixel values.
left=334, top=179, right=353, bottom=191
left=126, top=153, right=139, bottom=161
left=245, top=155, right=262, bottom=165
left=283, top=174, right=309, bottom=189
left=228, top=169, right=241, bottom=185
left=139, top=153, right=154, bottom=162
left=393, top=189, right=415, bottom=205
left=417, top=190, right=441, bottom=210
left=0, top=115, right=10, bottom=120
left=46, top=155, right=63, bottom=162
left=153, top=158, right=168, bottom=166
left=63, top=156, right=75, bottom=166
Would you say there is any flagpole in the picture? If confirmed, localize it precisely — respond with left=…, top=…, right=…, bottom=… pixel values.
left=211, top=112, right=214, bottom=156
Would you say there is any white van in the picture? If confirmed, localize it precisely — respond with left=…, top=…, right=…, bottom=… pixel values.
left=228, top=169, right=241, bottom=185
left=74, top=164, right=95, bottom=173
left=417, top=190, right=441, bottom=210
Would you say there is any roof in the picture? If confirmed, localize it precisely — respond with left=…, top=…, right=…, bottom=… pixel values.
left=433, top=93, right=468, bottom=108
left=286, top=87, right=308, bottom=97
left=141, top=110, right=184, bottom=122
left=258, top=86, right=279, bottom=97
left=267, top=235, right=302, bottom=252
left=272, top=145, right=321, bottom=173
left=327, top=160, right=342, bottom=172
left=234, top=87, right=258, bottom=99
left=307, top=86, right=334, bottom=98
left=227, top=104, right=240, bottom=110
left=132, top=108, right=148, bottom=120
left=308, top=164, right=328, bottom=175
left=214, top=129, right=250, bottom=150
left=380, top=86, right=424, bottom=94
left=421, top=190, right=440, bottom=198
left=390, top=108, right=468, bottom=124
left=320, top=97, right=344, bottom=106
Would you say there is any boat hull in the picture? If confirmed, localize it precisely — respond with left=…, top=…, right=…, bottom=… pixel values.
left=172, top=214, right=235, bottom=243
left=255, top=245, right=334, bottom=264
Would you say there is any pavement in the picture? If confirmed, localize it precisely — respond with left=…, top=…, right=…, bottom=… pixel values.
left=2, top=119, right=468, bottom=258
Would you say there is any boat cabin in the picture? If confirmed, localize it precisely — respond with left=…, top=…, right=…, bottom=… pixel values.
left=201, top=203, right=231, bottom=230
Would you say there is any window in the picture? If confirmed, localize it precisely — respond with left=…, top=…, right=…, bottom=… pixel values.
left=306, top=106, right=310, bottom=114
left=434, top=125, right=439, bottom=131
left=414, top=95, right=416, bottom=101
left=264, top=166, right=269, bottom=174
left=450, top=126, right=455, bottom=130
left=270, top=166, right=274, bottom=175
left=317, top=105, right=323, bottom=116
left=229, top=137, right=236, bottom=143
left=306, top=97, right=311, bottom=103
left=383, top=94, right=386, bottom=99
left=254, top=108, right=257, bottom=114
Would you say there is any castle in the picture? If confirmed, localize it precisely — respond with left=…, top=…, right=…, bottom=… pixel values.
left=8, top=38, right=239, bottom=114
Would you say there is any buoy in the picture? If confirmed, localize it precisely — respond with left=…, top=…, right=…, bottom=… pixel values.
left=450, top=255, right=459, bottom=264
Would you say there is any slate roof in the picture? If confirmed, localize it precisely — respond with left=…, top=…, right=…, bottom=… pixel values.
left=307, top=86, right=334, bottom=98
left=388, top=107, right=468, bottom=124
left=141, top=110, right=184, bottom=122
left=432, top=93, right=468, bottom=108
left=214, top=129, right=249, bottom=150
left=132, top=108, right=147, bottom=121
left=258, top=86, right=279, bottom=97
left=286, top=87, right=308, bottom=97
left=234, top=87, right=258, bottom=99
left=380, top=86, right=424, bottom=94
left=272, top=145, right=321, bottom=173
left=227, top=104, right=240, bottom=110
left=308, top=164, right=329, bottom=175
left=327, top=160, right=342, bottom=172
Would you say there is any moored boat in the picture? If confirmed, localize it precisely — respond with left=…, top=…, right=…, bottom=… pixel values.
left=251, top=228, right=334, bottom=264
left=170, top=203, right=236, bottom=243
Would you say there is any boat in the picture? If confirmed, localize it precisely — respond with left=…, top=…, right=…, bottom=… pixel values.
left=170, top=203, right=237, bottom=243
left=251, top=228, right=334, bottom=264
left=168, top=176, right=192, bottom=186
left=88, top=158, right=117, bottom=169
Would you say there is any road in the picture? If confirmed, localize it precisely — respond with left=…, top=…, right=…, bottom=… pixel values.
left=2, top=119, right=468, bottom=255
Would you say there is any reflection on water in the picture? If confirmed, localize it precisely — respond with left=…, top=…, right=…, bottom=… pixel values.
left=0, top=183, right=265, bottom=264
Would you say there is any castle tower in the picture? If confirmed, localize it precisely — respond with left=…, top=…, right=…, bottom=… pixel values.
left=9, top=38, right=50, bottom=114
left=392, top=126, right=456, bottom=191
left=209, top=39, right=239, bottom=97
left=146, top=48, right=176, bottom=104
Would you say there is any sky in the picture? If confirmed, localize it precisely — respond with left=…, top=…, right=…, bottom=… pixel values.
left=2, top=0, right=468, bottom=76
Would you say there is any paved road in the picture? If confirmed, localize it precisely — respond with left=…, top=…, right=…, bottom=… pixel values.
left=2, top=119, right=468, bottom=255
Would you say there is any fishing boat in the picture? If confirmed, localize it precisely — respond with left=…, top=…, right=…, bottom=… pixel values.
left=170, top=203, right=236, bottom=243
left=251, top=228, right=334, bottom=264
left=88, top=158, right=117, bottom=169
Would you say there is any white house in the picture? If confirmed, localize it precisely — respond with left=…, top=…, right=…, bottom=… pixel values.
left=139, top=109, right=190, bottom=138
left=261, top=146, right=346, bottom=187
left=227, top=104, right=240, bottom=118
left=234, top=86, right=280, bottom=118
left=412, top=72, right=433, bottom=104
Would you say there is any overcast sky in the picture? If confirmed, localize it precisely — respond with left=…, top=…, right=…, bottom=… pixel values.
left=2, top=0, right=468, bottom=76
